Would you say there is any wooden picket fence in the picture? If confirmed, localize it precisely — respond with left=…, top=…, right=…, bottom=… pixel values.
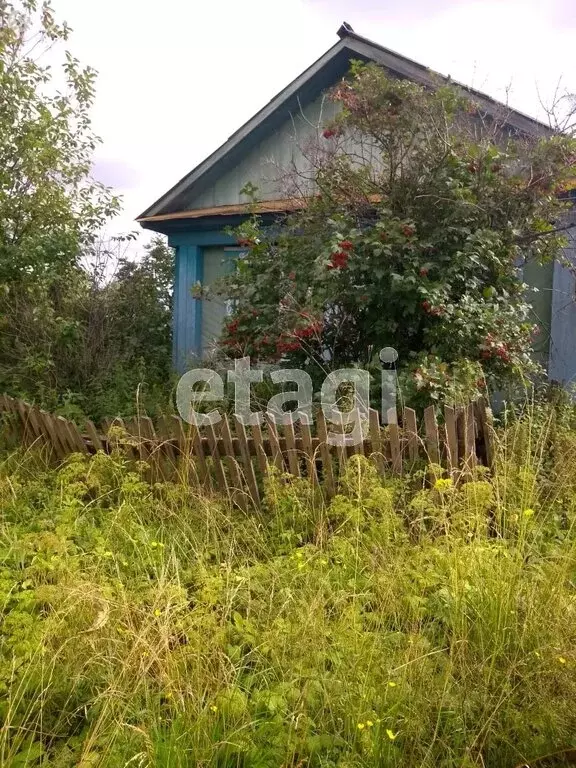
left=0, top=394, right=495, bottom=507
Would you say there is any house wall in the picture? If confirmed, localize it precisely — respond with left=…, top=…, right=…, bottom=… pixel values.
left=549, top=214, right=576, bottom=387
left=523, top=259, right=554, bottom=369
left=169, top=231, right=237, bottom=370
left=185, top=93, right=340, bottom=209
left=169, top=226, right=575, bottom=378
left=201, top=247, right=235, bottom=357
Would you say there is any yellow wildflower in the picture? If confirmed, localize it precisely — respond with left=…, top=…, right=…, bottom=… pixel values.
left=386, top=729, right=398, bottom=741
left=558, top=656, right=567, bottom=664
left=357, top=722, right=365, bottom=730
left=434, top=478, right=453, bottom=491
left=387, top=681, right=397, bottom=687
left=366, top=720, right=374, bottom=727
left=523, top=508, right=535, bottom=518
left=210, top=705, right=218, bottom=712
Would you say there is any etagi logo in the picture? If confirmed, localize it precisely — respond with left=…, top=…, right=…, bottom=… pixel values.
left=176, top=348, right=398, bottom=447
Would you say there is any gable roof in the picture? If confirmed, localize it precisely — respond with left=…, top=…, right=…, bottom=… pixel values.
left=138, top=24, right=554, bottom=227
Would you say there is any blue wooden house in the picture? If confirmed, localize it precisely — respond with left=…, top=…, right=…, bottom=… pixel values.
left=138, top=24, right=576, bottom=386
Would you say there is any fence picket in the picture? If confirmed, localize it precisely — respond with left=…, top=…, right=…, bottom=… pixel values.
left=387, top=408, right=402, bottom=474
left=444, top=405, right=459, bottom=471
left=169, top=415, right=194, bottom=484
left=234, top=416, right=260, bottom=506
left=251, top=421, right=269, bottom=476
left=65, top=419, right=89, bottom=455
left=316, top=409, right=335, bottom=496
left=475, top=397, right=495, bottom=468
left=190, top=423, right=211, bottom=488
left=156, top=416, right=176, bottom=464
left=424, top=406, right=440, bottom=465
left=27, top=406, right=47, bottom=449
left=15, top=400, right=36, bottom=446
left=85, top=419, right=104, bottom=452
left=264, top=413, right=284, bottom=472
left=220, top=415, right=244, bottom=495
left=283, top=416, right=300, bottom=477
left=463, top=403, right=477, bottom=469
left=0, top=395, right=495, bottom=502
left=369, top=408, right=385, bottom=477
left=39, top=411, right=67, bottom=459
left=205, top=421, right=229, bottom=495
left=403, top=408, right=419, bottom=462
left=299, top=416, right=318, bottom=487
left=140, top=416, right=162, bottom=480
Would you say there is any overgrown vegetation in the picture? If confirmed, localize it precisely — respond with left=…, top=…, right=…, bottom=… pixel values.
left=219, top=62, right=576, bottom=404
left=0, top=1, right=173, bottom=420
left=2, top=7, right=576, bottom=765
left=2, top=405, right=576, bottom=766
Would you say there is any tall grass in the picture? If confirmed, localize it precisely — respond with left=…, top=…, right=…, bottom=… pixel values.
left=1, top=403, right=576, bottom=767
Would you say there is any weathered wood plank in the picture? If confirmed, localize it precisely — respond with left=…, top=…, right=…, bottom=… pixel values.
left=85, top=419, right=104, bottom=452
left=403, top=407, right=419, bottom=462
left=387, top=408, right=402, bottom=474
left=189, top=422, right=211, bottom=487
left=316, top=409, right=335, bottom=496
left=234, top=416, right=260, bottom=506
left=55, top=416, right=75, bottom=455
left=424, top=406, right=440, bottom=465
left=251, top=421, right=269, bottom=476
left=444, top=405, right=458, bottom=471
left=15, top=399, right=36, bottom=447
left=65, top=419, right=89, bottom=455
left=27, top=406, right=48, bottom=449
left=316, top=408, right=336, bottom=497
left=140, top=415, right=161, bottom=479
left=475, top=397, right=495, bottom=468
left=205, top=420, right=229, bottom=494
left=283, top=415, right=300, bottom=477
left=169, top=415, right=186, bottom=455
left=39, top=411, right=67, bottom=460
left=299, top=416, right=318, bottom=486
left=264, top=413, right=284, bottom=472
left=125, top=417, right=150, bottom=463
left=169, top=415, right=194, bottom=484
left=463, top=402, right=477, bottom=469
left=220, top=415, right=244, bottom=496
left=369, top=408, right=385, bottom=477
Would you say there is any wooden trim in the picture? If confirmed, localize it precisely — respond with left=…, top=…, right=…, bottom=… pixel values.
left=137, top=194, right=385, bottom=224
left=137, top=198, right=306, bottom=223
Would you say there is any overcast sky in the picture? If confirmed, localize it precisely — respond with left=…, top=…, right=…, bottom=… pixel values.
left=51, top=0, right=576, bottom=242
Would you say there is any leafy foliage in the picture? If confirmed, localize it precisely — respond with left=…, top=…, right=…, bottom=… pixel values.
left=219, top=62, right=576, bottom=402
left=1, top=406, right=576, bottom=766
left=0, top=2, right=173, bottom=419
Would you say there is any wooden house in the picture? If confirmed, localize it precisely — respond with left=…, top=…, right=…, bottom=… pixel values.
left=138, top=24, right=576, bottom=386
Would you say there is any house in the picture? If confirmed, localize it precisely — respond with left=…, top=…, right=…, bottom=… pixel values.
left=138, top=23, right=576, bottom=386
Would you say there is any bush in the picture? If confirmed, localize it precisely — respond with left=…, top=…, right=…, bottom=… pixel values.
left=218, top=62, right=576, bottom=402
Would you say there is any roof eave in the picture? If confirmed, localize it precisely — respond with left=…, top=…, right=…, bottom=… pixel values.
left=139, top=27, right=554, bottom=222
left=137, top=37, right=349, bottom=220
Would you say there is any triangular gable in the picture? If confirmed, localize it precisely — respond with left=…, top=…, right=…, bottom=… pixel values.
left=138, top=25, right=553, bottom=225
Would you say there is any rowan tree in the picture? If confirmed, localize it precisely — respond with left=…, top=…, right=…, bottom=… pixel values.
left=218, top=62, right=576, bottom=403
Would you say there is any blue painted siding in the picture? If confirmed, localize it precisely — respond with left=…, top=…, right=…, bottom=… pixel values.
left=172, top=243, right=203, bottom=369
left=169, top=230, right=237, bottom=369
left=549, top=216, right=576, bottom=386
